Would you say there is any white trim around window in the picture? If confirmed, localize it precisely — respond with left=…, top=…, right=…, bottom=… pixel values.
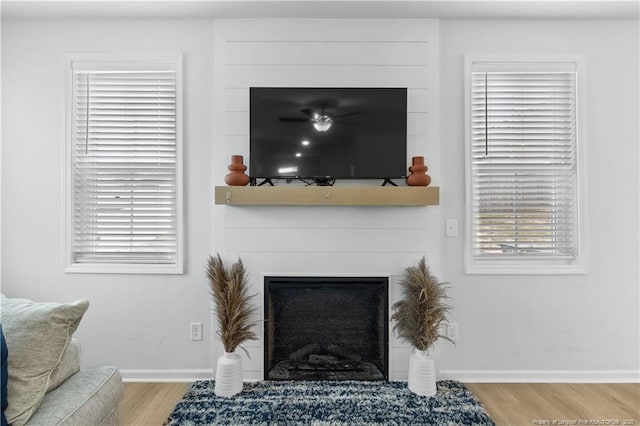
left=464, top=55, right=587, bottom=275
left=63, top=54, right=184, bottom=274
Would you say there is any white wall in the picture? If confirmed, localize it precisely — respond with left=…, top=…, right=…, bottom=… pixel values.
left=438, top=20, right=639, bottom=381
left=1, top=19, right=215, bottom=380
left=2, top=16, right=638, bottom=382
left=212, top=19, right=442, bottom=380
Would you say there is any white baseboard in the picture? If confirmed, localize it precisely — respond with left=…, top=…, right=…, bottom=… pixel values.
left=439, top=369, right=640, bottom=383
left=119, top=368, right=640, bottom=383
left=120, top=369, right=212, bottom=382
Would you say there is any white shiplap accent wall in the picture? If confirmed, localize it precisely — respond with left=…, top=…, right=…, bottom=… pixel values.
left=212, top=19, right=440, bottom=381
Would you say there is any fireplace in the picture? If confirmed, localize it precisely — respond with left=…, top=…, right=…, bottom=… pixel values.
left=264, top=276, right=388, bottom=381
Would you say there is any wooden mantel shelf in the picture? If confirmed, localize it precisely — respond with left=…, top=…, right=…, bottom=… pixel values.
left=214, top=186, right=439, bottom=206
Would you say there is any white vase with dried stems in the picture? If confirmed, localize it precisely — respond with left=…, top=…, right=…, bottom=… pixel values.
left=206, top=254, right=258, bottom=397
left=391, top=257, right=453, bottom=397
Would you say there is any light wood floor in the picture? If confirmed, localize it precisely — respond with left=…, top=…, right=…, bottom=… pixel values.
left=121, top=382, right=640, bottom=426
left=466, top=383, right=639, bottom=426
left=121, top=382, right=190, bottom=426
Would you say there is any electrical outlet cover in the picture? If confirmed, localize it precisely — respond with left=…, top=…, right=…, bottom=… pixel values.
left=190, top=322, right=203, bottom=341
left=446, top=323, right=459, bottom=341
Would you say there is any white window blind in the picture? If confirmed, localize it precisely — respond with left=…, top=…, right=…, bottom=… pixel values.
left=468, top=61, right=580, bottom=270
left=67, top=57, right=182, bottom=273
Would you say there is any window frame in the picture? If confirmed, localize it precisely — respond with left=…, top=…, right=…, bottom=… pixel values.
left=463, top=54, right=587, bottom=275
left=63, top=53, right=184, bottom=274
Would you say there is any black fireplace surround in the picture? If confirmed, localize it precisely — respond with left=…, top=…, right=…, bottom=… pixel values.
left=264, top=276, right=388, bottom=381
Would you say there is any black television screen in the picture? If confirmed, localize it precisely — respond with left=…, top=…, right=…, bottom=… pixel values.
left=250, top=87, right=407, bottom=184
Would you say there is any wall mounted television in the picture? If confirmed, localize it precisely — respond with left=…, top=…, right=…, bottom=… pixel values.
left=249, top=87, right=407, bottom=186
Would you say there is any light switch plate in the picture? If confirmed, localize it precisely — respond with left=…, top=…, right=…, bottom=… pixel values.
left=445, top=219, right=458, bottom=237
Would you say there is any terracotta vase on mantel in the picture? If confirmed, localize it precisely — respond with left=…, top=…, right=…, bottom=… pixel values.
left=406, top=156, right=432, bottom=187
left=225, top=155, right=250, bottom=186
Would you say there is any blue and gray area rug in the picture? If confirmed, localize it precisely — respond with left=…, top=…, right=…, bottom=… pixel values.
left=166, top=380, right=495, bottom=425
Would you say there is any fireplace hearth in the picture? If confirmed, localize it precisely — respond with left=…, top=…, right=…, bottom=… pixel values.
left=264, top=276, right=388, bottom=381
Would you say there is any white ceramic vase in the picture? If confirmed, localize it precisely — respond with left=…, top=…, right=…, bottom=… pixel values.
left=214, top=351, right=243, bottom=397
left=407, top=348, right=437, bottom=397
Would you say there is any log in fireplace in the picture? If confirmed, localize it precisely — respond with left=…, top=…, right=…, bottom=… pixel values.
left=264, top=276, right=388, bottom=381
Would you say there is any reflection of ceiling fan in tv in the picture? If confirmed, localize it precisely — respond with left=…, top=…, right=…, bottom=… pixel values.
left=278, top=105, right=360, bottom=132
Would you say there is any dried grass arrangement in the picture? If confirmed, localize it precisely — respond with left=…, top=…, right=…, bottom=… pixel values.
left=206, top=254, right=258, bottom=354
left=391, top=257, right=453, bottom=352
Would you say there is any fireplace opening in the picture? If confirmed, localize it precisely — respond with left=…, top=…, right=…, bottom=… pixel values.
left=264, top=276, right=388, bottom=381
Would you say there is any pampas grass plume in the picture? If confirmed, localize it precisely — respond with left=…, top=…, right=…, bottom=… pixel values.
left=391, top=257, right=453, bottom=352
left=206, top=254, right=258, bottom=353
